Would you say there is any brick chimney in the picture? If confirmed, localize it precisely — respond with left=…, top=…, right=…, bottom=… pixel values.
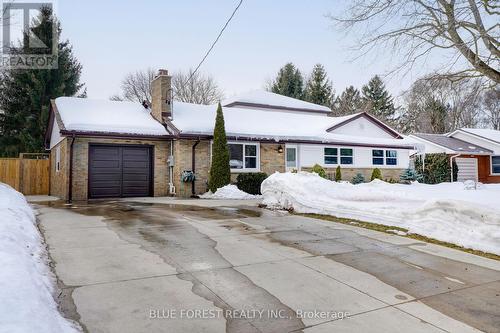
left=151, top=69, right=172, bottom=122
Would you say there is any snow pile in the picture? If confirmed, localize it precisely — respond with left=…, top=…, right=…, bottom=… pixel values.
left=0, top=183, right=80, bottom=333
left=261, top=172, right=500, bottom=254
left=201, top=185, right=261, bottom=200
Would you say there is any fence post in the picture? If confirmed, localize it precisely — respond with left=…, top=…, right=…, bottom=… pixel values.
left=18, top=153, right=25, bottom=193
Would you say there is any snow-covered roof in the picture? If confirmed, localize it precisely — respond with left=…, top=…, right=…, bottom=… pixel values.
left=222, top=90, right=331, bottom=113
left=51, top=95, right=412, bottom=148
left=458, top=128, right=500, bottom=144
left=54, top=97, right=168, bottom=136
left=171, top=101, right=413, bottom=147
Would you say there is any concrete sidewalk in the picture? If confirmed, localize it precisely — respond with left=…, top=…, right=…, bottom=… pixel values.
left=33, top=199, right=500, bottom=333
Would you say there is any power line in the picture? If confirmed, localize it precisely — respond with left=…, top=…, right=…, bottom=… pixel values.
left=187, top=0, right=243, bottom=84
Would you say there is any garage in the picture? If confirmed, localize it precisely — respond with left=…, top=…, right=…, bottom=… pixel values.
left=88, top=145, right=153, bottom=199
left=455, top=157, right=478, bottom=182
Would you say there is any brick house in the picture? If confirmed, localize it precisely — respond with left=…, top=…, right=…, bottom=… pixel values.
left=410, top=130, right=500, bottom=183
left=45, top=69, right=415, bottom=201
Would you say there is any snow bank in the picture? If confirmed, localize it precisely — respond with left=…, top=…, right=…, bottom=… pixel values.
left=200, top=185, right=261, bottom=200
left=0, top=183, right=80, bottom=333
left=261, top=172, right=500, bottom=254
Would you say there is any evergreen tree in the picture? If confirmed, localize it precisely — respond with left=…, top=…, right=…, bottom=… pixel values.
left=427, top=97, right=448, bottom=134
left=208, top=103, right=231, bottom=192
left=370, top=168, right=382, bottom=181
left=0, top=7, right=84, bottom=156
left=270, top=63, right=304, bottom=99
left=335, top=165, right=342, bottom=181
left=304, top=64, right=333, bottom=107
left=331, top=86, right=362, bottom=116
left=361, top=75, right=395, bottom=120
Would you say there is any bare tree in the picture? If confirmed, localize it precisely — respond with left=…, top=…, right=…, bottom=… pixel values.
left=398, top=76, right=484, bottom=133
left=171, top=69, right=223, bottom=104
left=329, top=0, right=500, bottom=85
left=482, top=87, right=500, bottom=129
left=111, top=68, right=223, bottom=105
left=115, top=68, right=155, bottom=105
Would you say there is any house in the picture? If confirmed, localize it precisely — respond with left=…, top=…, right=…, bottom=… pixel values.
left=45, top=69, right=415, bottom=200
left=409, top=129, right=500, bottom=183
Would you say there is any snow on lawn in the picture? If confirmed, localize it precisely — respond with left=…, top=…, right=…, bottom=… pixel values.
left=0, top=183, right=80, bottom=333
left=200, top=185, right=261, bottom=200
left=261, top=172, right=500, bottom=255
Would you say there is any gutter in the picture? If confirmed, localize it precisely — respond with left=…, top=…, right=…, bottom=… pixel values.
left=68, top=134, right=76, bottom=203
left=191, top=139, right=200, bottom=198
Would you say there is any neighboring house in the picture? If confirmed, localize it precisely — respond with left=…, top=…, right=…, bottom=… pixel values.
left=409, top=130, right=500, bottom=183
left=45, top=69, right=415, bottom=200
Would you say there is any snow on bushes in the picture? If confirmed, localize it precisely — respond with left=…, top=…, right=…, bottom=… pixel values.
left=261, top=172, right=500, bottom=254
left=0, top=183, right=80, bottom=332
left=201, top=185, right=261, bottom=200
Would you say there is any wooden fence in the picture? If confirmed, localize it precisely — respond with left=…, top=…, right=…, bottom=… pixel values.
left=0, top=153, right=50, bottom=195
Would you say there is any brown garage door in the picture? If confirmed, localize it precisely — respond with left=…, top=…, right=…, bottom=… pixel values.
left=88, top=145, right=153, bottom=199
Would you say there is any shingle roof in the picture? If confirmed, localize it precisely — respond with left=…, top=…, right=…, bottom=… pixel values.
left=413, top=133, right=492, bottom=153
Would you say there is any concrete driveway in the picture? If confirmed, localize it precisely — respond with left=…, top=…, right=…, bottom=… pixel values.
left=32, top=198, right=500, bottom=333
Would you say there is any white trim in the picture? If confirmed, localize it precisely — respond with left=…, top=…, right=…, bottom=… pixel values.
left=227, top=141, right=261, bottom=173
left=449, top=129, right=500, bottom=145
left=491, top=155, right=500, bottom=175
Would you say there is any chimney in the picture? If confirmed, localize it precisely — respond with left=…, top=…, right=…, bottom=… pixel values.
left=151, top=69, right=172, bottom=122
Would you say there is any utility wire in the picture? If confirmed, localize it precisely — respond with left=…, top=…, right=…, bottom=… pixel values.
left=186, top=0, right=243, bottom=84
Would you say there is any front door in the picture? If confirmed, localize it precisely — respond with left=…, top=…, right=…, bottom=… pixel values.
left=285, top=145, right=298, bottom=172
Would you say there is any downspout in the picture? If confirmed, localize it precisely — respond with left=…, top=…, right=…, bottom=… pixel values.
left=450, top=153, right=460, bottom=182
left=191, top=139, right=200, bottom=198
left=67, top=134, right=76, bottom=203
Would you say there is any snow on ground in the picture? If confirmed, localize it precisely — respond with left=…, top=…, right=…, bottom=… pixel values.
left=0, top=183, right=80, bottom=333
left=261, top=172, right=500, bottom=254
left=200, top=185, right=261, bottom=200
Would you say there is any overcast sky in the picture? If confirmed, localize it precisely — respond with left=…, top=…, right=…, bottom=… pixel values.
left=52, top=0, right=443, bottom=101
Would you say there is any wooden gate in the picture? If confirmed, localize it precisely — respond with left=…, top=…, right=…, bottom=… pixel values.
left=0, top=153, right=50, bottom=195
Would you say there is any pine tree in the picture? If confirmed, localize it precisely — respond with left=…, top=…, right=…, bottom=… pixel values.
left=0, top=7, right=84, bottom=156
left=304, top=64, right=333, bottom=107
left=270, top=63, right=304, bottom=99
left=208, top=103, right=231, bottom=192
left=361, top=75, right=395, bottom=121
left=331, top=86, right=362, bottom=116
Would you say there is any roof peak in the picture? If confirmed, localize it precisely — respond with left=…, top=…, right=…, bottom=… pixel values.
left=222, top=89, right=331, bottom=113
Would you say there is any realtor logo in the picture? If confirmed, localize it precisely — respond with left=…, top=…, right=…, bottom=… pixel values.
left=1, top=0, right=58, bottom=69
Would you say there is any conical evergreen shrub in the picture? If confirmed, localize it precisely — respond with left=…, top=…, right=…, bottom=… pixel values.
left=208, top=103, right=231, bottom=192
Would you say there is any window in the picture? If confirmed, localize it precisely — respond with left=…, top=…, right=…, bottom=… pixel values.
left=372, top=150, right=384, bottom=165
left=228, top=143, right=258, bottom=170
left=340, top=148, right=353, bottom=165
left=492, top=156, right=500, bottom=174
left=55, top=146, right=61, bottom=172
left=371, top=149, right=398, bottom=166
left=386, top=150, right=397, bottom=165
left=286, top=147, right=297, bottom=168
left=324, top=148, right=338, bottom=165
